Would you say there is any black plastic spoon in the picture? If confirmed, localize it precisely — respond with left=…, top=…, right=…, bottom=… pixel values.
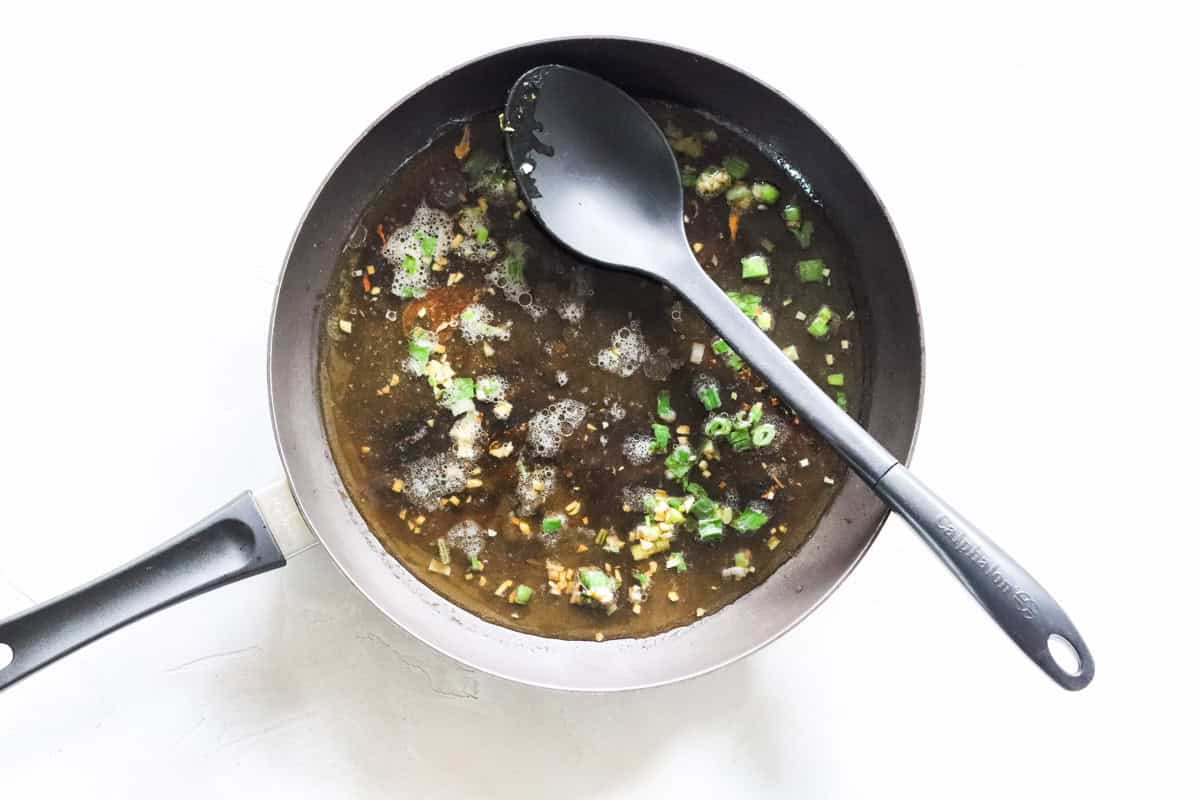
left=503, top=65, right=1094, bottom=690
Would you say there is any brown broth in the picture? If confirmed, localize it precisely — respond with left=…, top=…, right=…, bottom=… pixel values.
left=319, top=103, right=867, bottom=640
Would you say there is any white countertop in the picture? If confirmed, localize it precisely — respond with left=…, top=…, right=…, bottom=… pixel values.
left=2, top=4, right=1196, bottom=797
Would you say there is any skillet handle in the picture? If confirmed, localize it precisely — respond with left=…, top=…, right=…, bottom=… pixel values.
left=876, top=465, right=1095, bottom=690
left=0, top=492, right=284, bottom=691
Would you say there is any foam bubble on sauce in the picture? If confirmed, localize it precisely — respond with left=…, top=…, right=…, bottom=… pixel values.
left=596, top=322, right=648, bottom=377
left=642, top=346, right=674, bottom=381
left=473, top=374, right=508, bottom=403
left=557, top=299, right=585, bottom=324
left=447, top=520, right=484, bottom=557
left=459, top=304, right=511, bottom=343
left=527, top=399, right=588, bottom=458
left=384, top=203, right=453, bottom=297
left=517, top=464, right=557, bottom=516
left=555, top=370, right=569, bottom=387
left=403, top=451, right=468, bottom=512
left=692, top=372, right=721, bottom=404
left=621, top=484, right=655, bottom=511
left=622, top=433, right=655, bottom=465
left=456, top=237, right=499, bottom=263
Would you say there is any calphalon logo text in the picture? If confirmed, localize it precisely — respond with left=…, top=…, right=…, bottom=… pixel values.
left=935, top=516, right=1039, bottom=619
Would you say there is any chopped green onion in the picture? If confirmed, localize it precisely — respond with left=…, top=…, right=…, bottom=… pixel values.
left=470, top=555, right=485, bottom=572
left=807, top=305, right=835, bottom=340
left=666, top=552, right=688, bottom=572
left=726, top=351, right=745, bottom=370
left=751, top=423, right=777, bottom=448
left=657, top=390, right=675, bottom=422
left=711, top=338, right=731, bottom=356
left=418, top=232, right=438, bottom=258
left=733, top=549, right=751, bottom=569
left=827, top=373, right=845, bottom=387
left=697, top=383, right=721, bottom=411
left=836, top=391, right=849, bottom=411
left=633, top=570, right=651, bottom=588
left=732, top=508, right=770, bottom=532
left=741, top=253, right=770, bottom=280
left=541, top=514, right=564, bottom=534
left=783, top=204, right=802, bottom=224
left=728, top=428, right=752, bottom=452
left=651, top=423, right=671, bottom=454
left=697, top=518, right=724, bottom=542
left=722, top=155, right=750, bottom=179
left=704, top=414, right=733, bottom=437
left=514, top=584, right=533, bottom=604
left=749, top=401, right=763, bottom=425
left=475, top=375, right=504, bottom=402
left=579, top=567, right=614, bottom=592
left=684, top=482, right=709, bottom=499
left=726, top=291, right=762, bottom=318
left=752, top=182, right=780, bottom=205
left=680, top=164, right=698, bottom=188
left=475, top=225, right=489, bottom=243
left=408, top=327, right=435, bottom=368
left=725, top=183, right=753, bottom=209
left=664, top=445, right=697, bottom=480
left=796, top=220, right=815, bottom=248
left=402, top=254, right=419, bottom=275
left=796, top=258, right=826, bottom=284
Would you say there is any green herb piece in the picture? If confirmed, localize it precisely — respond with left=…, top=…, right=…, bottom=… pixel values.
left=633, top=570, right=652, bottom=588
left=711, top=338, right=731, bottom=356
left=651, top=423, right=671, bottom=454
left=680, top=164, right=698, bottom=188
left=418, top=232, right=438, bottom=258
left=579, top=567, right=615, bottom=592
left=741, top=253, right=770, bottom=280
left=475, top=225, right=489, bottom=243
left=752, top=181, right=780, bottom=205
left=470, top=555, right=485, bottom=572
left=827, top=373, right=845, bottom=387
left=725, top=183, right=754, bottom=209
left=704, top=414, right=733, bottom=437
left=783, top=204, right=802, bottom=224
left=514, top=584, right=534, bottom=604
left=836, top=391, right=849, bottom=410
left=726, top=291, right=762, bottom=318
left=796, top=220, right=815, bottom=248
left=666, top=552, right=688, bottom=572
left=796, top=258, right=827, bottom=284
left=697, top=518, right=725, bottom=542
left=475, top=375, right=504, bottom=402
left=749, top=402, right=763, bottom=425
left=408, top=327, right=435, bottom=368
left=751, top=423, right=777, bottom=448
left=722, top=155, right=750, bottom=179
left=728, top=428, right=752, bottom=452
left=732, top=508, right=770, bottom=533
left=806, top=305, right=835, bottom=340
left=664, top=445, right=697, bottom=480
left=733, top=549, right=751, bottom=569
left=542, top=514, right=564, bottom=534
left=697, top=383, right=721, bottom=411
left=657, top=390, right=676, bottom=422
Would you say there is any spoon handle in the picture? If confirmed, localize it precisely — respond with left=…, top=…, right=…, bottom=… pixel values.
left=675, top=262, right=1094, bottom=690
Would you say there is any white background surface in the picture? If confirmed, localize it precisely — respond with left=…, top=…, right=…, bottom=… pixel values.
left=2, top=2, right=1197, bottom=797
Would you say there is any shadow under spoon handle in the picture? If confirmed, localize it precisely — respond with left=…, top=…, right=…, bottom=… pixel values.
left=876, top=464, right=1094, bottom=690
left=0, top=492, right=284, bottom=691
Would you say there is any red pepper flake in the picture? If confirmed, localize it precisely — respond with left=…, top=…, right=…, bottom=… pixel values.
left=362, top=274, right=372, bottom=292
left=376, top=223, right=387, bottom=246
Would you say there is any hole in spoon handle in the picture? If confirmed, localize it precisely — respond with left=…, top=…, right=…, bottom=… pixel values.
left=876, top=464, right=1095, bottom=690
